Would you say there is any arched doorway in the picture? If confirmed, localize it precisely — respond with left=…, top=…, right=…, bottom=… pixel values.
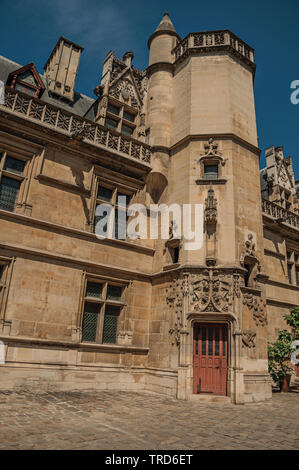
left=193, top=323, right=228, bottom=396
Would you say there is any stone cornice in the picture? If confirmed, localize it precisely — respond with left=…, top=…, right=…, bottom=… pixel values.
left=0, top=334, right=149, bottom=355
left=264, top=248, right=285, bottom=260
left=0, top=209, right=155, bottom=256
left=146, top=62, right=174, bottom=77
left=152, top=263, right=247, bottom=280
left=151, top=145, right=171, bottom=155
left=36, top=173, right=91, bottom=195
left=266, top=298, right=299, bottom=308
left=147, top=30, right=181, bottom=49
left=174, top=45, right=256, bottom=75
left=0, top=240, right=153, bottom=282
left=172, top=30, right=255, bottom=76
left=265, top=277, right=299, bottom=292
left=170, top=133, right=260, bottom=156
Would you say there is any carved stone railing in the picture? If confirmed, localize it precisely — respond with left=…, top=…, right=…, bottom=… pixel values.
left=262, top=199, right=299, bottom=229
left=173, top=30, right=254, bottom=66
left=1, top=87, right=151, bottom=165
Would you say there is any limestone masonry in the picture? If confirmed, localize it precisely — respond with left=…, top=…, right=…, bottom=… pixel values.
left=0, top=13, right=298, bottom=403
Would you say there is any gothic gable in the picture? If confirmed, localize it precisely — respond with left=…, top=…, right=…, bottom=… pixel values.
left=109, top=68, right=143, bottom=109
left=277, top=160, right=293, bottom=190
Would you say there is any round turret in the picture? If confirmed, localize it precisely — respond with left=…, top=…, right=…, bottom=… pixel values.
left=148, top=12, right=180, bottom=66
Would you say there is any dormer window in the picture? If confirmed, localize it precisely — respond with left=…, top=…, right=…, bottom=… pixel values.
left=7, top=62, right=45, bottom=99
left=104, top=98, right=137, bottom=137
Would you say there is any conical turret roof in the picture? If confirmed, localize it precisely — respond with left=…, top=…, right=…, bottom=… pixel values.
left=155, top=12, right=176, bottom=33
left=148, top=12, right=180, bottom=48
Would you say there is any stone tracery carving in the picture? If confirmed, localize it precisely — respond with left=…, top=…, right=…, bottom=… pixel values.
left=189, top=269, right=236, bottom=313
left=166, top=276, right=184, bottom=346
left=110, top=79, right=139, bottom=108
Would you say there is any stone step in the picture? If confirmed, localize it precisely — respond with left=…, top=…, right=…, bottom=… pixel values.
left=189, top=394, right=231, bottom=403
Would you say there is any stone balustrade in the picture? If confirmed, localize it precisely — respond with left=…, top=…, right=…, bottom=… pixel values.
left=173, top=30, right=254, bottom=65
left=1, top=87, right=152, bottom=165
left=262, top=199, right=299, bottom=229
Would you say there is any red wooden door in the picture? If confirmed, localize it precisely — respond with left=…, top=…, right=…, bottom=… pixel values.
left=193, top=324, right=228, bottom=395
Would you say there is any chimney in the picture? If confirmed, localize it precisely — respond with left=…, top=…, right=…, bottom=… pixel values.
left=44, top=37, right=84, bottom=102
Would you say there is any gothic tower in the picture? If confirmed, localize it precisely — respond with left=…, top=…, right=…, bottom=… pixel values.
left=147, top=14, right=271, bottom=403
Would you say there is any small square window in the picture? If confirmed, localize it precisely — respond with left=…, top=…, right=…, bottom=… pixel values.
left=106, top=284, right=122, bottom=301
left=15, top=83, right=36, bottom=96
left=86, top=281, right=103, bottom=299
left=204, top=164, right=218, bottom=179
left=121, top=124, right=133, bottom=137
left=123, top=111, right=135, bottom=123
left=105, top=117, right=118, bottom=130
left=4, top=156, right=26, bottom=175
left=97, top=186, right=113, bottom=202
left=107, top=104, right=120, bottom=116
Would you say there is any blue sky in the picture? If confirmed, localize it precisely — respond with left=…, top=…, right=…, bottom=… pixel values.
left=1, top=0, right=298, bottom=178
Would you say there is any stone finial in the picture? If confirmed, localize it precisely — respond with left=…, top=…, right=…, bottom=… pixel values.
left=122, top=51, right=134, bottom=67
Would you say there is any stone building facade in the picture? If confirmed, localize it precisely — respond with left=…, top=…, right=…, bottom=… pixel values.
left=0, top=14, right=298, bottom=403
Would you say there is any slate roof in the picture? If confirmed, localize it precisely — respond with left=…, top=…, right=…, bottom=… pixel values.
left=0, top=55, right=95, bottom=118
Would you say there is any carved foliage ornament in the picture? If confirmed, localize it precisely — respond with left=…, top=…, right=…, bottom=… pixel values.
left=243, top=293, right=267, bottom=327
left=197, top=138, right=227, bottom=166
left=242, top=330, right=256, bottom=348
left=166, top=273, right=188, bottom=346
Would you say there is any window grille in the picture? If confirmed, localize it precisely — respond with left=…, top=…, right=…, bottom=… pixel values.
left=81, top=280, right=125, bottom=344
left=0, top=176, right=21, bottom=211
left=102, top=306, right=120, bottom=344
left=93, top=183, right=131, bottom=240
left=82, top=302, right=99, bottom=342
left=0, top=152, right=27, bottom=213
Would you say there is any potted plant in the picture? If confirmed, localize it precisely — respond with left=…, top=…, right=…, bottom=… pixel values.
left=268, top=329, right=294, bottom=392
left=284, top=306, right=299, bottom=341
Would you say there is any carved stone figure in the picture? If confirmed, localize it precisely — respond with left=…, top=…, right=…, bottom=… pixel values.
left=245, top=233, right=255, bottom=257
left=205, top=189, right=217, bottom=225
left=242, top=330, right=256, bottom=348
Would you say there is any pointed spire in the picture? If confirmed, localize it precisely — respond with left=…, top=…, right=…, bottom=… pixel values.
left=155, top=12, right=176, bottom=33
left=148, top=12, right=180, bottom=49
